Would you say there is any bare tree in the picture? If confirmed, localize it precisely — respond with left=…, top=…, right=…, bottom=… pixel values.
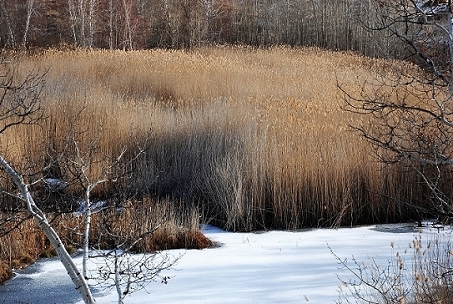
left=88, top=0, right=97, bottom=48
left=58, top=132, right=147, bottom=280
left=108, top=0, right=115, bottom=49
left=0, top=57, right=95, bottom=303
left=162, top=0, right=179, bottom=48
left=0, top=0, right=16, bottom=48
left=89, top=213, right=178, bottom=304
left=93, top=249, right=175, bottom=304
left=197, top=0, right=232, bottom=44
left=341, top=0, right=453, bottom=222
left=68, top=0, right=98, bottom=47
left=122, top=0, right=134, bottom=50
left=22, top=0, right=35, bottom=47
left=64, top=137, right=129, bottom=278
left=0, top=60, right=42, bottom=133
left=0, top=156, right=96, bottom=304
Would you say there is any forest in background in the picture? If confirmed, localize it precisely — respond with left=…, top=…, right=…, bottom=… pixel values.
left=1, top=0, right=410, bottom=58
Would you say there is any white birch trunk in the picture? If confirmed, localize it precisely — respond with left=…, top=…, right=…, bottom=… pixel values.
left=109, top=0, right=114, bottom=49
left=22, top=0, right=34, bottom=47
left=0, top=155, right=95, bottom=304
left=79, top=0, right=86, bottom=46
left=82, top=187, right=92, bottom=279
left=114, top=256, right=123, bottom=304
left=88, top=0, right=96, bottom=48
left=68, top=0, right=79, bottom=45
left=122, top=0, right=133, bottom=50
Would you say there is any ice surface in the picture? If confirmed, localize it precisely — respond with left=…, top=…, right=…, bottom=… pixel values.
left=1, top=223, right=449, bottom=304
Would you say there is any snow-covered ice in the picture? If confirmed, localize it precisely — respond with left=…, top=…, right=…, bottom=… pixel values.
left=1, top=223, right=450, bottom=303
left=84, top=223, right=452, bottom=303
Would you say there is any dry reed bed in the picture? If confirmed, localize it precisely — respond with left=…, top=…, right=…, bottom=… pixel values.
left=2, top=47, right=424, bottom=234
left=0, top=199, right=209, bottom=283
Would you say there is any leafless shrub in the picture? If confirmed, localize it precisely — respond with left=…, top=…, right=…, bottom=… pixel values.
left=334, top=230, right=453, bottom=304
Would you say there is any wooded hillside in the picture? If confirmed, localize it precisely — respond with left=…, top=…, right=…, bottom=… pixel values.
left=0, top=0, right=409, bottom=58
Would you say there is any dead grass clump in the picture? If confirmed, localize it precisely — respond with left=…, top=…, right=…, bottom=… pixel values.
left=0, top=197, right=205, bottom=283
left=10, top=254, right=34, bottom=269
left=0, top=260, right=12, bottom=282
left=0, top=213, right=49, bottom=282
left=145, top=229, right=213, bottom=251
left=88, top=198, right=207, bottom=252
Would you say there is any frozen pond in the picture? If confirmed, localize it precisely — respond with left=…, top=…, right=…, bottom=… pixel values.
left=0, top=223, right=449, bottom=304
left=0, top=257, right=80, bottom=304
left=0, top=255, right=105, bottom=304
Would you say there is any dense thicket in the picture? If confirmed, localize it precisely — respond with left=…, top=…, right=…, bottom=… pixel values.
left=0, top=0, right=408, bottom=58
